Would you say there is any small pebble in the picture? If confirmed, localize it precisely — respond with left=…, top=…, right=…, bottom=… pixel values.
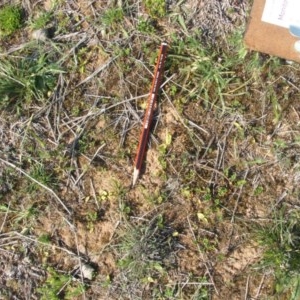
left=32, top=29, right=48, bottom=41
left=81, top=263, right=94, bottom=280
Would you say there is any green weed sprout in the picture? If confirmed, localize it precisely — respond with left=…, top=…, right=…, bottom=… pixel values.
left=0, top=5, right=22, bottom=37
left=137, top=18, right=155, bottom=34
left=102, top=8, right=124, bottom=27
left=143, top=0, right=166, bottom=18
left=0, top=54, right=64, bottom=108
left=37, top=267, right=85, bottom=300
left=30, top=11, right=52, bottom=30
left=256, top=209, right=300, bottom=299
left=28, top=164, right=57, bottom=192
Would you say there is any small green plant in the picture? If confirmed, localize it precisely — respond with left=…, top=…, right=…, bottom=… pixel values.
left=75, top=46, right=89, bottom=74
left=118, top=198, right=131, bottom=215
left=102, top=8, right=124, bottom=28
left=13, top=204, right=38, bottom=224
left=37, top=267, right=85, bottom=300
left=143, top=0, right=166, bottom=18
left=56, top=11, right=71, bottom=34
left=38, top=233, right=52, bottom=244
left=142, top=188, right=167, bottom=204
left=169, top=34, right=237, bottom=110
left=158, top=129, right=172, bottom=170
left=28, top=163, right=57, bottom=192
left=0, top=53, right=64, bottom=108
left=115, top=215, right=179, bottom=297
left=0, top=5, right=22, bottom=37
left=201, top=237, right=217, bottom=252
left=256, top=209, right=300, bottom=299
left=198, top=187, right=212, bottom=202
left=86, top=211, right=98, bottom=232
left=137, top=18, right=155, bottom=34
left=254, top=186, right=264, bottom=196
left=30, top=11, right=52, bottom=29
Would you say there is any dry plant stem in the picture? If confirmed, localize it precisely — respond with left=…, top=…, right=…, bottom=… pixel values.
left=230, top=169, right=249, bottom=223
left=179, top=282, right=213, bottom=286
left=163, top=90, right=206, bottom=145
left=76, top=55, right=118, bottom=87
left=126, top=101, right=141, bottom=124
left=0, top=201, right=11, bottom=234
left=254, top=273, right=266, bottom=299
left=272, top=190, right=288, bottom=209
left=0, top=157, right=71, bottom=215
left=2, top=231, right=79, bottom=258
left=244, top=274, right=250, bottom=300
left=47, top=75, right=66, bottom=143
left=187, top=216, right=219, bottom=295
left=280, top=75, right=300, bottom=91
left=0, top=42, right=33, bottom=56
left=72, top=226, right=87, bottom=300
left=195, top=162, right=231, bottom=185
left=57, top=34, right=89, bottom=64
left=132, top=42, right=168, bottom=186
left=74, top=143, right=106, bottom=186
left=90, top=179, right=100, bottom=210
left=160, top=74, right=176, bottom=88
left=97, top=220, right=121, bottom=255
left=187, top=119, right=210, bottom=136
left=31, top=94, right=150, bottom=137
left=69, top=157, right=84, bottom=192
left=57, top=277, right=73, bottom=298
left=0, top=241, right=18, bottom=248
left=210, top=119, right=236, bottom=185
left=222, top=169, right=249, bottom=254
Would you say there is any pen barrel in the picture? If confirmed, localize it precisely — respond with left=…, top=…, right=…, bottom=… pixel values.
left=134, top=43, right=168, bottom=170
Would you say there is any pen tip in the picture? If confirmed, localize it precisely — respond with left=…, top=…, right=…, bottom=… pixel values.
left=132, top=168, right=139, bottom=187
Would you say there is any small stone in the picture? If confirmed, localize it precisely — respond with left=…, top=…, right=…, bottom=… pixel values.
left=81, top=263, right=94, bottom=280
left=32, top=29, right=48, bottom=41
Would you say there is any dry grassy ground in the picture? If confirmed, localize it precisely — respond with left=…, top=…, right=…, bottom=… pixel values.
left=1, top=0, right=300, bottom=299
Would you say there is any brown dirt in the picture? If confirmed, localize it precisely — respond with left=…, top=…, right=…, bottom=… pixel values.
left=1, top=0, right=300, bottom=299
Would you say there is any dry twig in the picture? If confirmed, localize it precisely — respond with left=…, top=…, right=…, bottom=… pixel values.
left=0, top=157, right=71, bottom=215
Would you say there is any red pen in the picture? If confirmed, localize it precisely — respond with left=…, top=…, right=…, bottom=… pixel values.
left=132, top=42, right=168, bottom=186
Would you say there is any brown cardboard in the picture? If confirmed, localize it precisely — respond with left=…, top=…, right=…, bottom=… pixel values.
left=244, top=0, right=300, bottom=62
